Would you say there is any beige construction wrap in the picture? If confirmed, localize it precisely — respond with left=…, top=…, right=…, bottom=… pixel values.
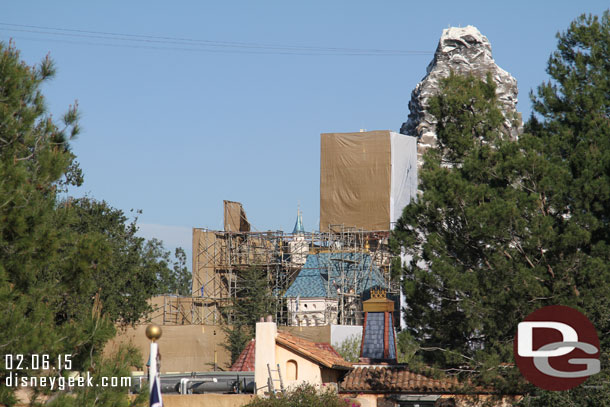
left=320, top=131, right=391, bottom=231
left=320, top=130, right=418, bottom=232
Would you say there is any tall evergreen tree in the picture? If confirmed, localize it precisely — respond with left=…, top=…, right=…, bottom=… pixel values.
left=0, top=42, right=187, bottom=405
left=391, top=10, right=610, bottom=403
left=517, top=10, right=610, bottom=406
left=0, top=41, right=89, bottom=405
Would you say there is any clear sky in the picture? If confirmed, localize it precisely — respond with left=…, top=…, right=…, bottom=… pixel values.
left=4, top=1, right=609, bottom=269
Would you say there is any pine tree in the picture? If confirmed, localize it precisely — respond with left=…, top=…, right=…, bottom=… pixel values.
left=516, top=10, right=610, bottom=406
left=0, top=42, right=186, bottom=405
left=391, top=10, right=610, bottom=402
left=392, top=72, right=536, bottom=388
left=223, top=267, right=277, bottom=365
left=0, top=41, right=86, bottom=405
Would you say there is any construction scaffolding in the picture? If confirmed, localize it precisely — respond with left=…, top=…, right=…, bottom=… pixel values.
left=188, top=225, right=397, bottom=326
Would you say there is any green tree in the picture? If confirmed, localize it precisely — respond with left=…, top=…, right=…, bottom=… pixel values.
left=148, top=242, right=192, bottom=297
left=392, top=72, right=530, bottom=386
left=56, top=197, right=192, bottom=324
left=0, top=42, right=186, bottom=405
left=391, top=10, right=610, bottom=402
left=0, top=41, right=91, bottom=406
left=396, top=330, right=420, bottom=364
left=334, top=334, right=361, bottom=363
left=516, top=10, right=610, bottom=406
left=223, top=267, right=277, bottom=365
left=45, top=343, right=147, bottom=407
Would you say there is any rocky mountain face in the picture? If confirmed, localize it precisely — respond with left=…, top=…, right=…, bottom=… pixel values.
left=400, top=26, right=522, bottom=167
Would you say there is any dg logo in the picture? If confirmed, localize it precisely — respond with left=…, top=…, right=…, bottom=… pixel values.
left=514, top=305, right=600, bottom=391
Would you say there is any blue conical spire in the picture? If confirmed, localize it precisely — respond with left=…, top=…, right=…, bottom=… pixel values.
left=292, top=208, right=305, bottom=234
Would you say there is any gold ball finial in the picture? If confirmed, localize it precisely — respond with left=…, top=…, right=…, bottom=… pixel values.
left=145, top=324, right=162, bottom=342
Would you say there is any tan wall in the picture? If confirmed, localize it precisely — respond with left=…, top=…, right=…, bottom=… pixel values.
left=131, top=394, right=254, bottom=407
left=105, top=325, right=333, bottom=376
left=275, top=343, right=322, bottom=389
left=147, top=296, right=202, bottom=325
left=255, top=322, right=277, bottom=395
left=105, top=325, right=232, bottom=372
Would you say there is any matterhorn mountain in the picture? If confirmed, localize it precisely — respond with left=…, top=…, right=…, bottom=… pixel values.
left=400, top=26, right=522, bottom=167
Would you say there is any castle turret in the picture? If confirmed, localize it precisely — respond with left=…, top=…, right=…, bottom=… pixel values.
left=292, top=208, right=305, bottom=234
left=289, top=208, right=308, bottom=265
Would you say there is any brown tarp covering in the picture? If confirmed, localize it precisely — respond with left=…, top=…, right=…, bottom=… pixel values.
left=192, top=229, right=222, bottom=299
left=320, top=131, right=391, bottom=231
left=223, top=200, right=250, bottom=232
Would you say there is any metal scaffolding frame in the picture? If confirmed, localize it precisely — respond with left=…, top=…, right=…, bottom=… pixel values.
left=185, top=225, right=397, bottom=326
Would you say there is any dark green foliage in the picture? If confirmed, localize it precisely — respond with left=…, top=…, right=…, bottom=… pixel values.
left=243, top=383, right=357, bottom=407
left=46, top=345, right=147, bottom=407
left=0, top=41, right=90, bottom=406
left=396, top=330, right=420, bottom=364
left=517, top=10, right=610, bottom=406
left=392, top=72, right=531, bottom=388
left=0, top=42, right=189, bottom=405
left=391, top=10, right=610, bottom=402
left=223, top=267, right=277, bottom=365
left=55, top=197, right=192, bottom=324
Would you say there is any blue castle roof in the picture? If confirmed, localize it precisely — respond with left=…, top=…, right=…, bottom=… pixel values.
left=284, top=252, right=385, bottom=298
left=293, top=210, right=305, bottom=234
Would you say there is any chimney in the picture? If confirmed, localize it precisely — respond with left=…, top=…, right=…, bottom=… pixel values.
left=360, top=289, right=397, bottom=363
left=255, top=316, right=277, bottom=394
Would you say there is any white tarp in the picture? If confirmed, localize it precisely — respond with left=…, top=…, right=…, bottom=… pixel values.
left=390, top=132, right=418, bottom=226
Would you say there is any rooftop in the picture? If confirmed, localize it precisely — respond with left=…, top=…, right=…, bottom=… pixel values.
left=341, top=366, right=462, bottom=394
left=229, top=339, right=255, bottom=372
left=276, top=331, right=351, bottom=370
left=284, top=252, right=386, bottom=298
left=229, top=331, right=351, bottom=372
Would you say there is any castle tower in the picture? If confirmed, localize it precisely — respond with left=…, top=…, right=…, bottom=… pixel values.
left=360, top=289, right=397, bottom=363
left=289, top=208, right=308, bottom=265
left=292, top=208, right=305, bottom=234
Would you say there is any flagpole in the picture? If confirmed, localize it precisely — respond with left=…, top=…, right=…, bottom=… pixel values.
left=145, top=324, right=162, bottom=394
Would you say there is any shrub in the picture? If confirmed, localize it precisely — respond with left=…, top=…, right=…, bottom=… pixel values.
left=244, top=383, right=360, bottom=407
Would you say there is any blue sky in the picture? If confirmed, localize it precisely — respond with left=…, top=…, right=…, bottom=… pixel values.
left=4, top=1, right=608, bottom=268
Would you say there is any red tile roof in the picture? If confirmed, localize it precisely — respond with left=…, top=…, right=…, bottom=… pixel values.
left=276, top=331, right=352, bottom=370
left=229, top=332, right=352, bottom=371
left=341, top=366, right=466, bottom=393
left=230, top=339, right=255, bottom=372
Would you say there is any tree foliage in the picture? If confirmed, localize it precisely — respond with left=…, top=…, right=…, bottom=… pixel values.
left=0, top=42, right=189, bottom=405
left=56, top=197, right=192, bottom=324
left=244, top=383, right=358, bottom=407
left=517, top=10, right=610, bottom=406
left=46, top=344, right=148, bottom=407
left=334, top=334, right=362, bottom=363
left=223, top=267, right=277, bottom=365
left=391, top=10, right=610, bottom=400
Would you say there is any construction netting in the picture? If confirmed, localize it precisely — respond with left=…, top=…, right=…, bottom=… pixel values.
left=320, top=131, right=417, bottom=231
